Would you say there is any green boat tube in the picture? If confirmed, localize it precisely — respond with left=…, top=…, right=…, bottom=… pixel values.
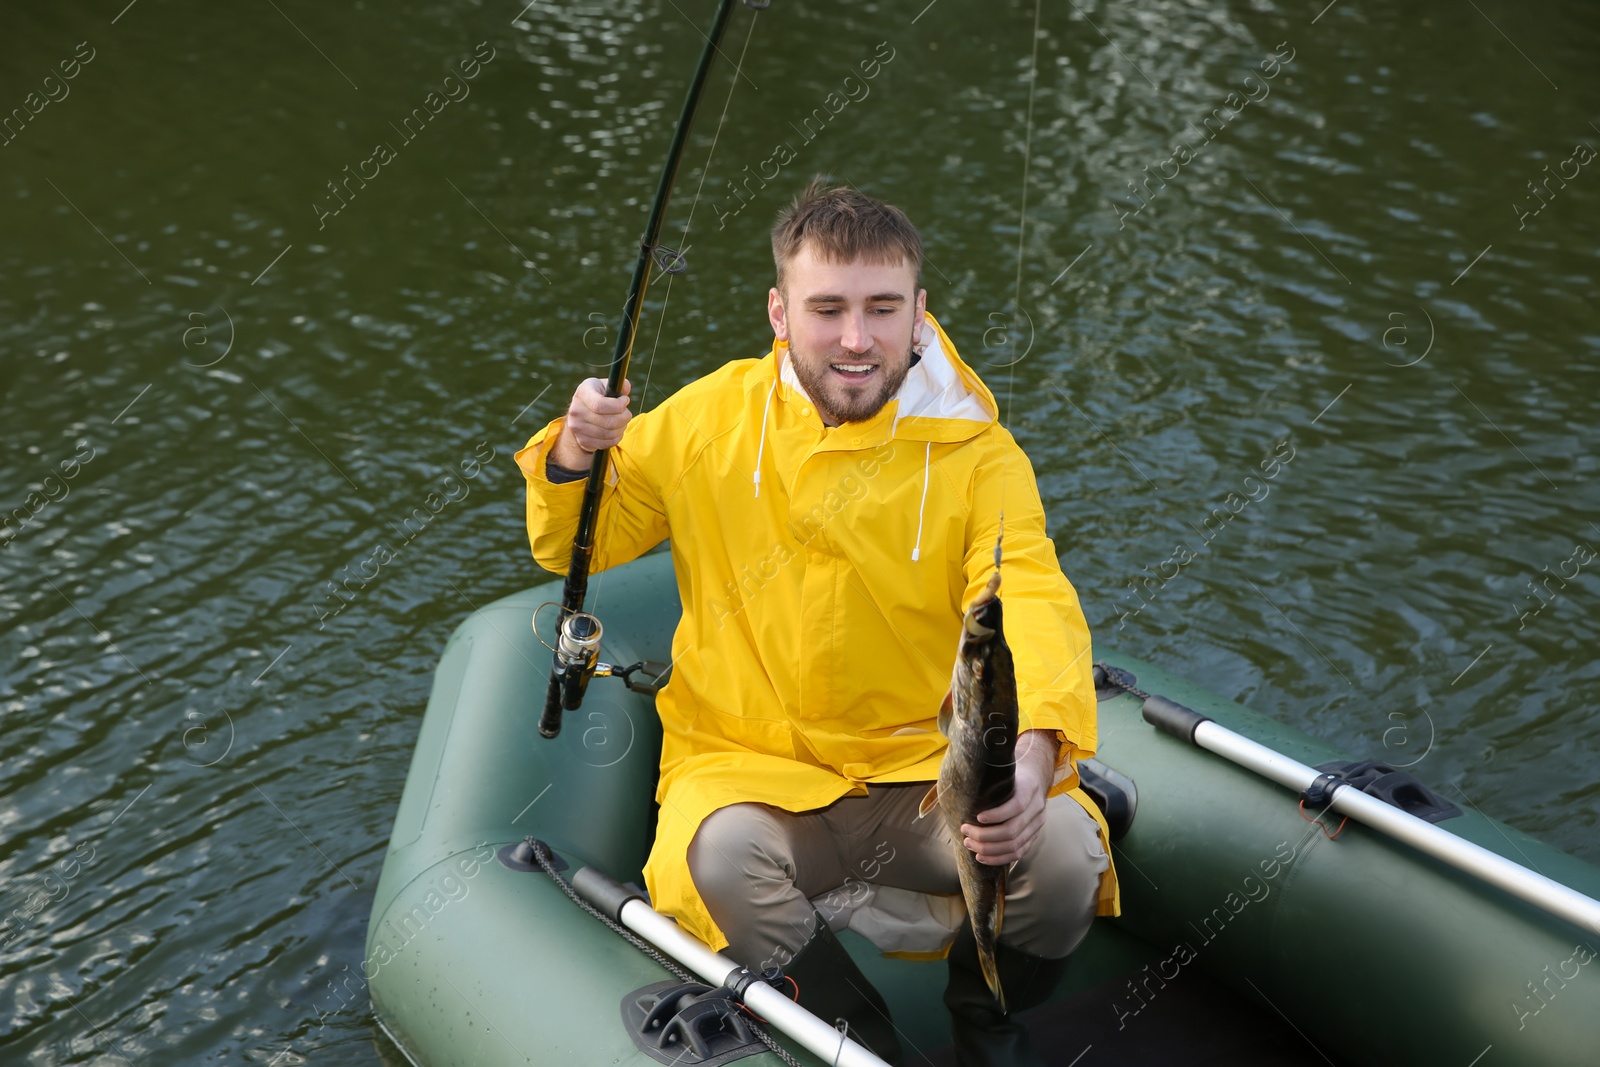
left=367, top=552, right=1600, bottom=1065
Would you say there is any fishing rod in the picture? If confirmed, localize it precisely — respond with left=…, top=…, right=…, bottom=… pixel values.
left=540, top=0, right=757, bottom=739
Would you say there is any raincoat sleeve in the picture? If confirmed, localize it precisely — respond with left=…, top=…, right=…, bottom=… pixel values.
left=960, top=434, right=1097, bottom=797
left=513, top=410, right=670, bottom=575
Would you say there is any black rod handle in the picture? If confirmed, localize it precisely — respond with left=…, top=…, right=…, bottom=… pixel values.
left=539, top=672, right=564, bottom=738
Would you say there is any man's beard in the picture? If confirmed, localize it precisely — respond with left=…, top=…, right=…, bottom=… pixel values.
left=788, top=338, right=916, bottom=425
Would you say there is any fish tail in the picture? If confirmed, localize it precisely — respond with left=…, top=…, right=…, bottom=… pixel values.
left=976, top=869, right=1007, bottom=1012
left=978, top=940, right=1006, bottom=1013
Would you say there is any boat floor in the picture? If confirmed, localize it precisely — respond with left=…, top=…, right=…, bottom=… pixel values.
left=369, top=962, right=1347, bottom=1067
left=921, top=965, right=1349, bottom=1067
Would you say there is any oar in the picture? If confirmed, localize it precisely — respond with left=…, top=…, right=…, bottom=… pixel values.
left=540, top=0, right=750, bottom=739
left=1131, top=682, right=1600, bottom=937
left=572, top=865, right=892, bottom=1067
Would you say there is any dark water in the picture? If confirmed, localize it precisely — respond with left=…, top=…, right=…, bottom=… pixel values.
left=2, top=0, right=1596, bottom=1062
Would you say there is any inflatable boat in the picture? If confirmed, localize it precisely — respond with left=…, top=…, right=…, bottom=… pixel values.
left=366, top=552, right=1600, bottom=1066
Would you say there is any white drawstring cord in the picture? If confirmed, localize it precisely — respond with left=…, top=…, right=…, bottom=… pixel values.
left=911, top=440, right=931, bottom=561
left=753, top=378, right=777, bottom=497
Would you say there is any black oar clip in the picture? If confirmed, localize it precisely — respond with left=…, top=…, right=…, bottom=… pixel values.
left=1300, top=772, right=1344, bottom=810
left=1298, top=773, right=1351, bottom=840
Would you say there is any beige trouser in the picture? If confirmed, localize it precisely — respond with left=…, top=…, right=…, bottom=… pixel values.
left=687, top=783, right=1109, bottom=972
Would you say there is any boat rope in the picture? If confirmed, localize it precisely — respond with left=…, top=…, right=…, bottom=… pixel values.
left=1298, top=798, right=1350, bottom=839
left=530, top=841, right=805, bottom=1067
left=1093, top=661, right=1152, bottom=701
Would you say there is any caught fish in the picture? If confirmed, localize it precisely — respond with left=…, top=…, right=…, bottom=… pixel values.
left=920, top=532, right=1017, bottom=1011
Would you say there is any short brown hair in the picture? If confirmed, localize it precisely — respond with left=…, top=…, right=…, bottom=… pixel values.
left=771, top=177, right=923, bottom=291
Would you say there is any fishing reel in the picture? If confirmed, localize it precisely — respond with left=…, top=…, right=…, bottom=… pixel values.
left=538, top=607, right=672, bottom=739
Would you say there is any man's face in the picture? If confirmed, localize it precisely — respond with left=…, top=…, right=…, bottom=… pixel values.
left=768, top=244, right=927, bottom=426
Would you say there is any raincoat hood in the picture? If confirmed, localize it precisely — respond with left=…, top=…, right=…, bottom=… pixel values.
left=755, top=315, right=998, bottom=560
left=774, top=316, right=997, bottom=439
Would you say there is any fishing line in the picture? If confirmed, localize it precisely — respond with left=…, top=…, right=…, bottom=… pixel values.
left=1005, top=0, right=1044, bottom=426
left=590, top=9, right=761, bottom=621
left=638, top=7, right=762, bottom=414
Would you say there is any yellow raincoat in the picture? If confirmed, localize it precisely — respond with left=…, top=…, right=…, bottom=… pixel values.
left=515, top=314, right=1119, bottom=951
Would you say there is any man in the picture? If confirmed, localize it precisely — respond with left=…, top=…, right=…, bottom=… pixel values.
left=516, top=179, right=1118, bottom=1066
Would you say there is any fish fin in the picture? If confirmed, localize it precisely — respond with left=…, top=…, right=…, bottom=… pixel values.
left=917, top=782, right=941, bottom=820
left=937, top=689, right=953, bottom=737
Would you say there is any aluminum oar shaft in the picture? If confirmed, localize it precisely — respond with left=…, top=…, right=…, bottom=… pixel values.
left=1142, top=694, right=1600, bottom=937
